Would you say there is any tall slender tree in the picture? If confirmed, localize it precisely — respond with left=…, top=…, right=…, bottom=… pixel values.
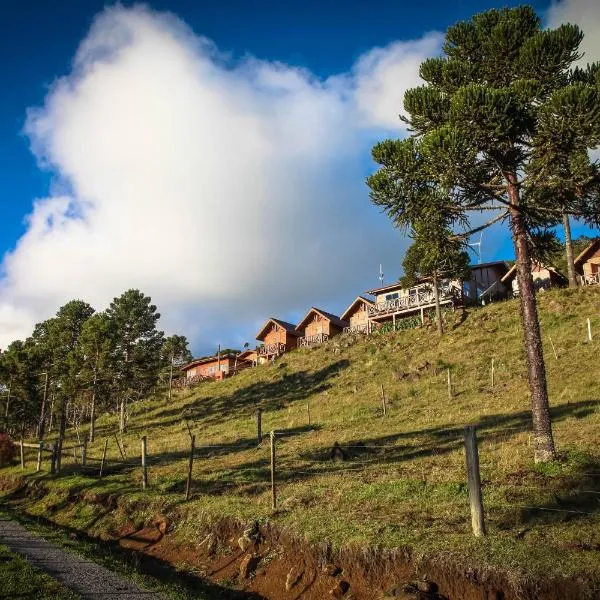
left=161, top=335, right=192, bottom=402
left=106, top=290, right=164, bottom=431
left=368, top=6, right=600, bottom=462
left=78, top=312, right=112, bottom=442
left=401, top=216, right=471, bottom=336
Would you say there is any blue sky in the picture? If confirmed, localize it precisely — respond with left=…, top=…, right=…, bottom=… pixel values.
left=0, top=0, right=597, bottom=353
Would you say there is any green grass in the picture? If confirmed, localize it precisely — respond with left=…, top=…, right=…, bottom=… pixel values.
left=0, top=543, right=80, bottom=599
left=3, top=287, right=600, bottom=593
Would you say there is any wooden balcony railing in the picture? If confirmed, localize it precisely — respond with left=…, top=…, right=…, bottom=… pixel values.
left=579, top=273, right=600, bottom=286
left=368, top=284, right=461, bottom=318
left=298, top=333, right=329, bottom=347
left=257, top=342, right=286, bottom=356
left=343, top=323, right=371, bottom=334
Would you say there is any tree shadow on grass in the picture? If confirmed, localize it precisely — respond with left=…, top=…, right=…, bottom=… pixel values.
left=123, top=360, right=350, bottom=434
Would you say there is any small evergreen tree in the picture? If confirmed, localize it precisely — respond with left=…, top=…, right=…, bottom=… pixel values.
left=401, top=215, right=470, bottom=335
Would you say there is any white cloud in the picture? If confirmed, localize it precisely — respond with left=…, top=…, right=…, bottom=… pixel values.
left=547, top=0, right=600, bottom=64
left=0, top=5, right=442, bottom=352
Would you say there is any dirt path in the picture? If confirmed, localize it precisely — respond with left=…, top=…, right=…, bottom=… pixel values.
left=0, top=516, right=164, bottom=599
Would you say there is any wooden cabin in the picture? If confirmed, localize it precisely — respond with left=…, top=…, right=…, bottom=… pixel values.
left=574, top=239, right=600, bottom=286
left=181, top=352, right=241, bottom=382
left=237, top=348, right=258, bottom=367
left=501, top=263, right=567, bottom=296
left=340, top=296, right=374, bottom=334
left=296, top=308, right=348, bottom=347
left=365, top=279, right=463, bottom=327
left=255, top=318, right=301, bottom=362
left=463, top=261, right=510, bottom=304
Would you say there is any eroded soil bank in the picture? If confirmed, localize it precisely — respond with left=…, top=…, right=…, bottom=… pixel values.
left=1, top=476, right=595, bottom=600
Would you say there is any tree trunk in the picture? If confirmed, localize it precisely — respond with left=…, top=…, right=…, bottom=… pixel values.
left=37, top=373, right=49, bottom=439
left=4, top=380, right=11, bottom=425
left=432, top=273, right=444, bottom=336
left=167, top=351, right=174, bottom=402
left=563, top=213, right=577, bottom=288
left=89, top=357, right=98, bottom=443
left=57, top=396, right=67, bottom=472
left=507, top=173, right=556, bottom=462
left=119, top=397, right=126, bottom=434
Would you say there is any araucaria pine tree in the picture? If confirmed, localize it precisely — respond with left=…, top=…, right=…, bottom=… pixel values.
left=402, top=212, right=470, bottom=336
left=368, top=6, right=600, bottom=462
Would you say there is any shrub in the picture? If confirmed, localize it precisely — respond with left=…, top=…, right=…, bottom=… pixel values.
left=0, top=433, right=16, bottom=467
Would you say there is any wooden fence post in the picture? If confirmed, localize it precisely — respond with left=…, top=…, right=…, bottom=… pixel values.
left=491, top=359, right=495, bottom=388
left=141, top=436, right=148, bottom=491
left=99, top=439, right=108, bottom=479
left=270, top=431, right=277, bottom=510
left=256, top=408, right=262, bottom=445
left=307, top=400, right=312, bottom=426
left=36, top=442, right=43, bottom=473
left=380, top=384, right=387, bottom=416
left=447, top=369, right=453, bottom=399
left=549, top=336, right=559, bottom=360
left=587, top=318, right=592, bottom=342
left=50, top=443, right=57, bottom=475
left=114, top=434, right=126, bottom=460
left=185, top=435, right=195, bottom=501
left=20, top=440, right=24, bottom=470
left=464, top=426, right=485, bottom=537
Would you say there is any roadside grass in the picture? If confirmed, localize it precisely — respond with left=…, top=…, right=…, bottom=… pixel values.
left=3, top=287, right=600, bottom=589
left=0, top=508, right=256, bottom=600
left=0, top=542, right=81, bottom=600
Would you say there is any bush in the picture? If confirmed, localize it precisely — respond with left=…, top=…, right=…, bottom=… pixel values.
left=0, top=433, right=16, bottom=467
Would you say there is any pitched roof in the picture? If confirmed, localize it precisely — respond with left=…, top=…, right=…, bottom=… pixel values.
left=469, top=260, right=511, bottom=272
left=255, top=318, right=302, bottom=341
left=365, top=281, right=406, bottom=295
left=295, top=307, right=349, bottom=331
left=181, top=352, right=238, bottom=371
left=340, top=296, right=374, bottom=321
left=574, top=239, right=600, bottom=266
left=500, top=262, right=566, bottom=284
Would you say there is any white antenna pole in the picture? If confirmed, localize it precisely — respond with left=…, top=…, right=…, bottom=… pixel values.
left=468, top=232, right=483, bottom=264
left=379, top=264, right=384, bottom=285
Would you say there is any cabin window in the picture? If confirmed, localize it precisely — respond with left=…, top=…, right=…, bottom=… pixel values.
left=385, top=292, right=399, bottom=301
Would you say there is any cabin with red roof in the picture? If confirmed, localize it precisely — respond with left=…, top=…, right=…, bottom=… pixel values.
left=255, top=318, right=301, bottom=362
left=296, top=308, right=348, bottom=347
left=180, top=351, right=249, bottom=382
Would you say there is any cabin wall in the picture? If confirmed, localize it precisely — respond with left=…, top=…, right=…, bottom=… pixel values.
left=349, top=305, right=370, bottom=328
left=304, top=315, right=330, bottom=337
left=583, top=248, right=600, bottom=276
left=184, top=357, right=237, bottom=379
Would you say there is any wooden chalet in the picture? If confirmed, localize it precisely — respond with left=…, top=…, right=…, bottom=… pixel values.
left=237, top=348, right=258, bottom=366
left=180, top=351, right=249, bottom=383
left=574, top=239, right=600, bottom=286
left=501, top=263, right=567, bottom=296
left=340, top=296, right=375, bottom=334
left=296, top=308, right=348, bottom=347
left=365, top=278, right=463, bottom=327
left=255, top=318, right=301, bottom=362
left=463, top=261, right=511, bottom=304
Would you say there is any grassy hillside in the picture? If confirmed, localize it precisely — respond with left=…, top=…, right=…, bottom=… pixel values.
left=4, top=287, right=600, bottom=590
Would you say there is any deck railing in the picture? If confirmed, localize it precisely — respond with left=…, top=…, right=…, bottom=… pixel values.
left=343, top=323, right=370, bottom=334
left=257, top=342, right=287, bottom=356
left=579, top=273, right=600, bottom=286
left=368, top=284, right=461, bottom=318
left=298, top=333, right=329, bottom=347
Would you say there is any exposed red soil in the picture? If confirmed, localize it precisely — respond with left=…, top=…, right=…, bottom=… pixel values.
left=1, top=476, right=596, bottom=600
